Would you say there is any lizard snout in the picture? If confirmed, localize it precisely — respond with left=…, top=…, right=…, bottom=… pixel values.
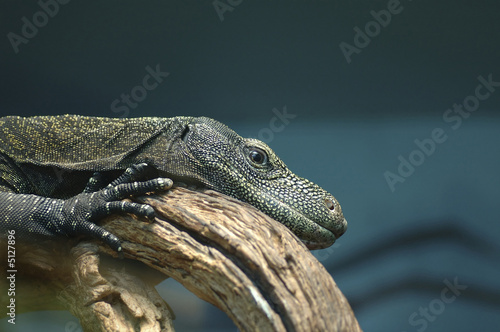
left=320, top=195, right=347, bottom=239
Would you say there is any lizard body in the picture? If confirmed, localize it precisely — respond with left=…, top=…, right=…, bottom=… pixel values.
left=0, top=115, right=346, bottom=250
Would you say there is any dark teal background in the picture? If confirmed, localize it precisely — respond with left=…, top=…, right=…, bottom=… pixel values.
left=1, top=1, right=499, bottom=331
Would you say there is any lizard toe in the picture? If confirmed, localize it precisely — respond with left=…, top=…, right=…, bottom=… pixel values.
left=106, top=163, right=156, bottom=188
left=103, top=178, right=173, bottom=200
left=72, top=219, right=123, bottom=252
left=82, top=171, right=106, bottom=193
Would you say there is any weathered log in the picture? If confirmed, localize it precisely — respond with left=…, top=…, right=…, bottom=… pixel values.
left=1, top=186, right=362, bottom=331
left=0, top=239, right=175, bottom=331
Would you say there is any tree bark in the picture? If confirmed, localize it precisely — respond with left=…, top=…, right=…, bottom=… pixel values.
left=1, top=186, right=362, bottom=332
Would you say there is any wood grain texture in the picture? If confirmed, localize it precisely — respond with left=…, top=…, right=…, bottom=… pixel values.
left=1, top=186, right=361, bottom=331
left=100, top=187, right=362, bottom=331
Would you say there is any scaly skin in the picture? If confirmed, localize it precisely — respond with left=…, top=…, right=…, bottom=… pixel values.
left=0, top=115, right=347, bottom=250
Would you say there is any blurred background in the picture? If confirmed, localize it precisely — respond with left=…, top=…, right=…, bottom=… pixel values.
left=1, top=0, right=499, bottom=331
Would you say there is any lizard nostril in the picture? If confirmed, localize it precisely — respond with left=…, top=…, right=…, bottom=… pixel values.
left=324, top=198, right=335, bottom=211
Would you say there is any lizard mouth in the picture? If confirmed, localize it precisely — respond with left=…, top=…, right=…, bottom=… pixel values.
left=290, top=209, right=347, bottom=250
left=301, top=225, right=341, bottom=250
left=247, top=188, right=347, bottom=250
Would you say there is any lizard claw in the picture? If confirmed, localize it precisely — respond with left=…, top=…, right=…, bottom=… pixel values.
left=61, top=164, right=173, bottom=251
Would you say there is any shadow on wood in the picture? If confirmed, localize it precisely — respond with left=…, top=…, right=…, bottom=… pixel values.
left=1, top=187, right=362, bottom=331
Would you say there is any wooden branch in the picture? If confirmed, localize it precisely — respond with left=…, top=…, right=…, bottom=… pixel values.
left=0, top=240, right=175, bottom=331
left=1, top=187, right=362, bottom=331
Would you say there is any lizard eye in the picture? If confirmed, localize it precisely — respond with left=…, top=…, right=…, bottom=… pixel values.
left=248, top=148, right=268, bottom=165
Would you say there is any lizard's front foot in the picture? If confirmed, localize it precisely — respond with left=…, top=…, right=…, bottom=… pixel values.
left=62, top=163, right=172, bottom=251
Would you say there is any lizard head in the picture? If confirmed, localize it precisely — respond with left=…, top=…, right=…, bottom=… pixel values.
left=171, top=117, right=347, bottom=249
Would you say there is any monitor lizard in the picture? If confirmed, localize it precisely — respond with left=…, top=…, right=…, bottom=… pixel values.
left=0, top=115, right=347, bottom=251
